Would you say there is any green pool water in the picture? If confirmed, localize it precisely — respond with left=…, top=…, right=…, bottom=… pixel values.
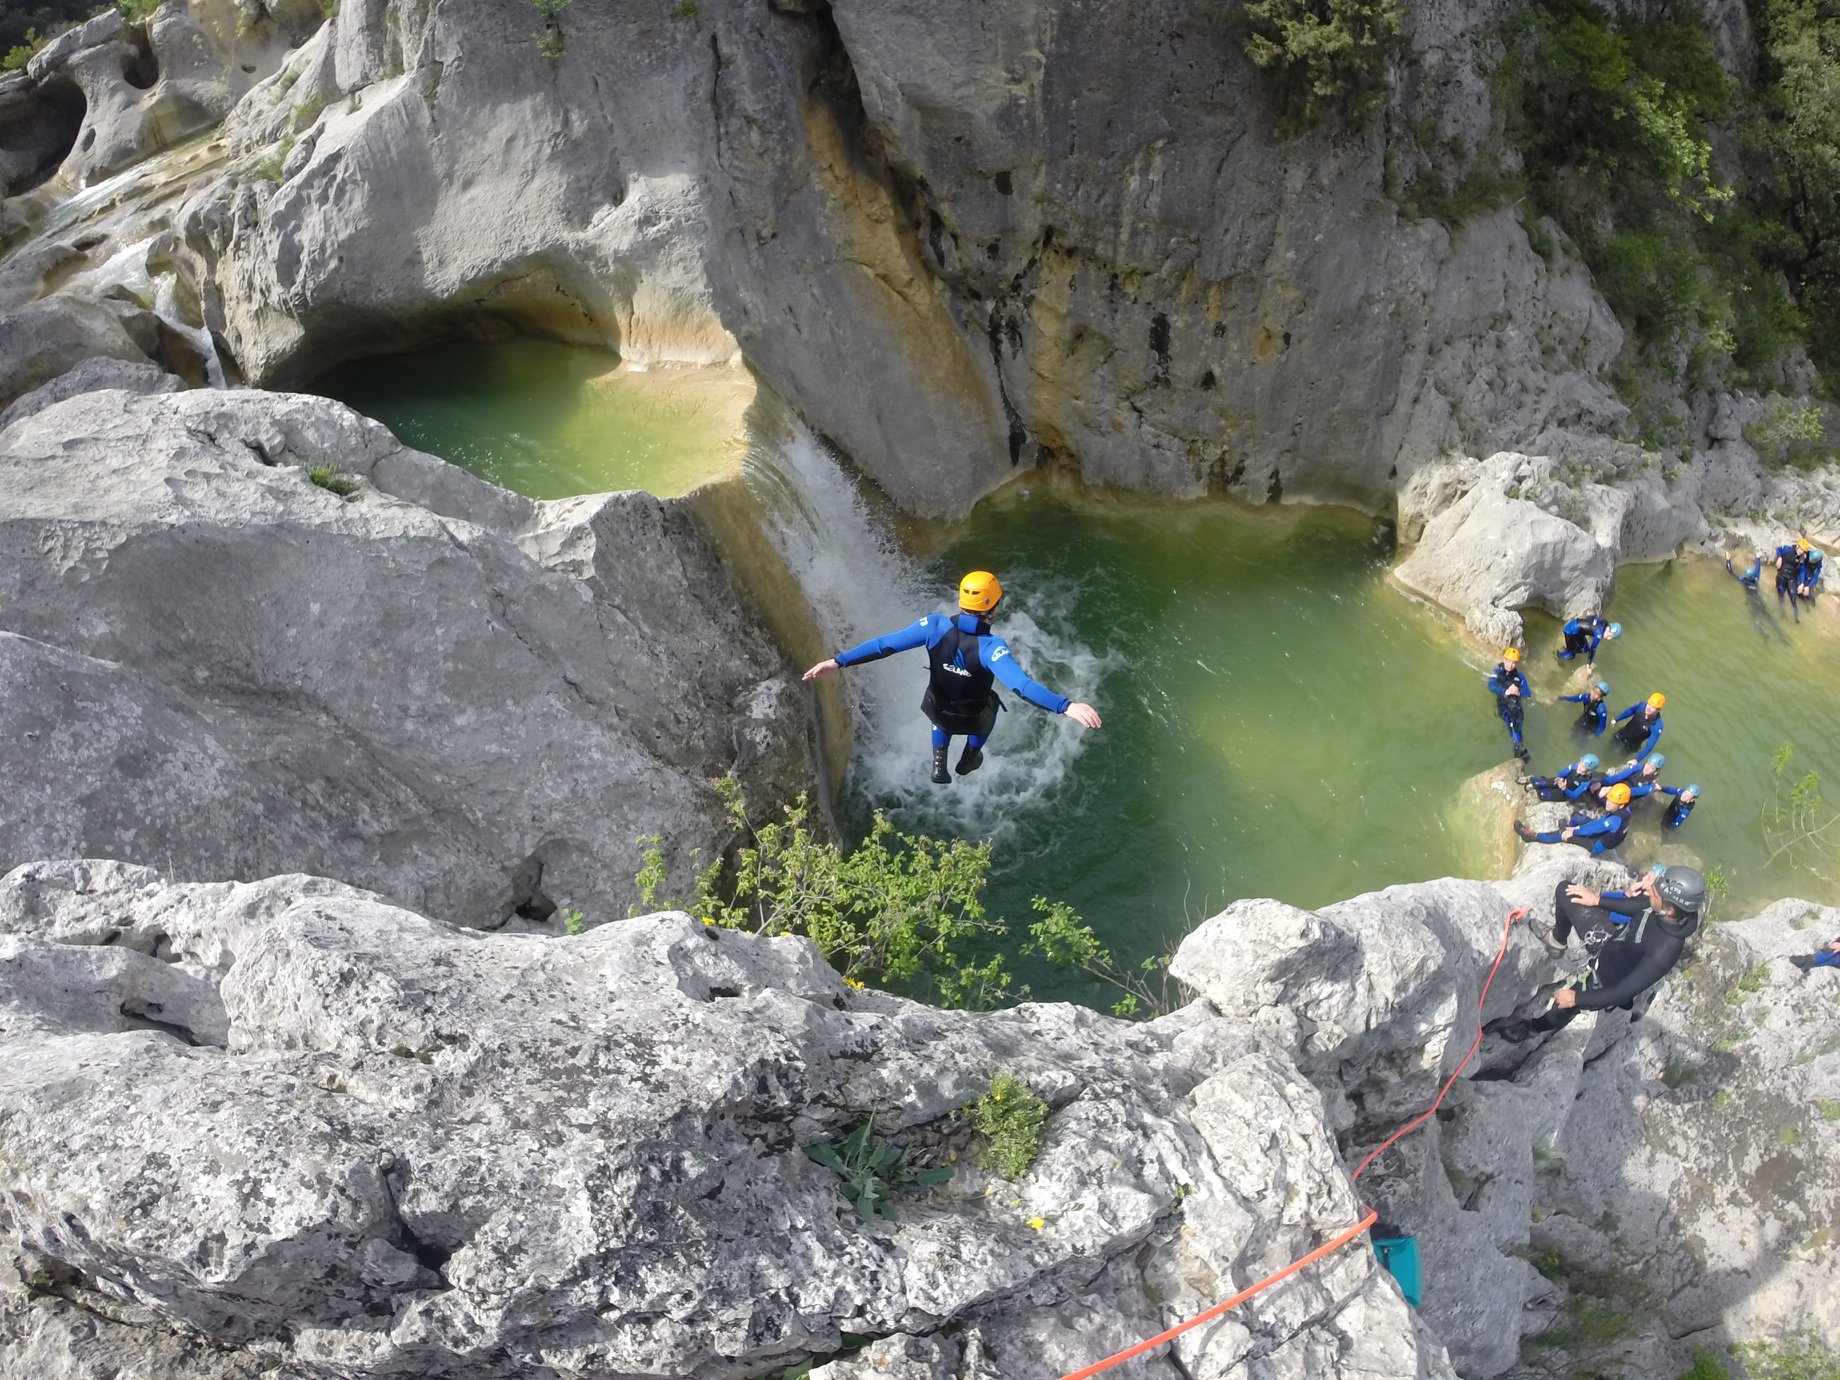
left=311, top=339, right=751, bottom=499
left=314, top=340, right=1840, bottom=1003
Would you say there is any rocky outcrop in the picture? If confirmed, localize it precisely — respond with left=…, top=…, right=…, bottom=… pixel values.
left=1172, top=863, right=1840, bottom=1380
left=155, top=0, right=1628, bottom=518
left=0, top=858, right=1444, bottom=1380
left=0, top=387, right=811, bottom=925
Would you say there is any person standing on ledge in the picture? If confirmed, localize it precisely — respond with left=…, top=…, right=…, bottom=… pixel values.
left=1611, top=692, right=1666, bottom=757
left=1797, top=542, right=1824, bottom=602
left=1557, top=614, right=1620, bottom=665
left=1486, top=647, right=1532, bottom=762
left=1775, top=537, right=1809, bottom=616
left=802, top=570, right=1102, bottom=785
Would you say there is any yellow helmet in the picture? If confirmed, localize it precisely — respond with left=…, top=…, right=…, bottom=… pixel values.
left=1606, top=783, right=1633, bottom=807
left=1798, top=537, right=1812, bottom=553
left=1502, top=647, right=1521, bottom=663
left=958, top=570, right=1003, bottom=613
left=1647, top=692, right=1666, bottom=709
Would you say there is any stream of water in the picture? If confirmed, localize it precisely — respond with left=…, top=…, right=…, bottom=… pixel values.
left=315, top=341, right=1840, bottom=1001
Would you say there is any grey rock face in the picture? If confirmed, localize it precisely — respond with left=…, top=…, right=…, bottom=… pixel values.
left=0, top=859, right=1440, bottom=1380
left=177, top=0, right=1627, bottom=518
left=1171, top=872, right=1840, bottom=1378
left=0, top=387, right=811, bottom=925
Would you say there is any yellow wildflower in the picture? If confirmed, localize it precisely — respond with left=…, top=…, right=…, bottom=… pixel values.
left=844, top=977, right=865, bottom=989
left=700, top=916, right=715, bottom=926
left=1026, top=1216, right=1046, bottom=1230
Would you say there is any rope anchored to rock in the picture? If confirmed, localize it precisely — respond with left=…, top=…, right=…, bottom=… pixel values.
left=1058, top=907, right=1528, bottom=1380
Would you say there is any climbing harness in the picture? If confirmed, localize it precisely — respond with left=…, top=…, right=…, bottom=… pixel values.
left=1056, top=908, right=1528, bottom=1380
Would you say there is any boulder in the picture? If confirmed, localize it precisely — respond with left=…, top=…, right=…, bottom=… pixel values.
left=0, top=294, right=155, bottom=409
left=0, top=859, right=1443, bottom=1380
left=0, top=354, right=181, bottom=430
left=1393, top=453, right=1615, bottom=644
left=0, top=387, right=812, bottom=926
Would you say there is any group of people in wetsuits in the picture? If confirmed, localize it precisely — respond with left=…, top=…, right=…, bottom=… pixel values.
left=1486, top=620, right=1698, bottom=857
left=1728, top=535, right=1826, bottom=620
left=805, top=560, right=1827, bottom=1051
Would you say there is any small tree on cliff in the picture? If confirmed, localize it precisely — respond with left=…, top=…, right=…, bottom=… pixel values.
left=1241, top=0, right=1402, bottom=126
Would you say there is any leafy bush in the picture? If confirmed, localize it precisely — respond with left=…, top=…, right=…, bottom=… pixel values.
left=969, top=1074, right=1049, bottom=1179
left=1241, top=0, right=1401, bottom=125
left=2, top=28, right=44, bottom=71
left=1735, top=1334, right=1840, bottom=1380
left=1745, top=395, right=1828, bottom=470
left=634, top=779, right=1149, bottom=1014
left=805, top=1116, right=951, bottom=1222
left=1679, top=1345, right=1731, bottom=1380
left=307, top=464, right=360, bottom=497
left=115, top=0, right=161, bottom=22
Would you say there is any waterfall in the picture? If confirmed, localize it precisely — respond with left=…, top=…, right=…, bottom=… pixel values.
left=742, top=421, right=1109, bottom=846
left=62, top=236, right=225, bottom=388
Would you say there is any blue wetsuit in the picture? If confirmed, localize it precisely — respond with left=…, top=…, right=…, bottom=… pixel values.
left=1728, top=555, right=1761, bottom=589
left=1611, top=705, right=1663, bottom=758
left=1561, top=692, right=1608, bottom=735
left=1526, top=760, right=1600, bottom=802
left=1530, top=806, right=1631, bottom=855
left=834, top=611, right=1070, bottom=749
left=1657, top=785, right=1697, bottom=828
left=1811, top=946, right=1840, bottom=969
left=1558, top=616, right=1612, bottom=663
left=1800, top=548, right=1824, bottom=596
left=1487, top=664, right=1530, bottom=751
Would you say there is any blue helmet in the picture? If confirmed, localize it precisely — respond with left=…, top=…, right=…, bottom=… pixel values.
left=1644, top=753, right=1666, bottom=770
left=1685, top=784, right=1701, bottom=796
left=1595, top=680, right=1610, bottom=695
left=1606, top=622, right=1623, bottom=639
left=1577, top=754, right=1600, bottom=772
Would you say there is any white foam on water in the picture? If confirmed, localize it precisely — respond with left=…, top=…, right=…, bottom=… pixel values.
left=744, top=422, right=1110, bottom=845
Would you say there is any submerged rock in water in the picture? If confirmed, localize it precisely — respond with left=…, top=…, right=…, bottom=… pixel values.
left=0, top=387, right=811, bottom=925
left=0, top=859, right=1442, bottom=1380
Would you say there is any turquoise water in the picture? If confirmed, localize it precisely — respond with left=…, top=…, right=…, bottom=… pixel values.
left=311, top=339, right=750, bottom=499
left=318, top=342, right=1840, bottom=1005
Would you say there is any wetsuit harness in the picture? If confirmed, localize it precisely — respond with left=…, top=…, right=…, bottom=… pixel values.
left=1531, top=881, right=1699, bottom=1030
left=832, top=611, right=1070, bottom=748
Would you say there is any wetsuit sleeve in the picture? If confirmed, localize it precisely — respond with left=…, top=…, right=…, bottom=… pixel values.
left=1599, top=894, right=1647, bottom=916
left=1601, top=763, right=1638, bottom=786
left=1560, top=694, right=1585, bottom=704
left=1567, top=814, right=1623, bottom=840
left=1613, top=704, right=1639, bottom=724
left=834, top=617, right=935, bottom=667
left=1637, top=719, right=1662, bottom=757
left=1814, top=948, right=1840, bottom=968
left=1576, top=939, right=1680, bottom=1010
left=1658, top=785, right=1683, bottom=798
left=983, top=636, right=1072, bottom=714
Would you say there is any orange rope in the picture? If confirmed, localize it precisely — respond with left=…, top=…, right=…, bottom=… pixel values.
left=1057, top=907, right=1527, bottom=1380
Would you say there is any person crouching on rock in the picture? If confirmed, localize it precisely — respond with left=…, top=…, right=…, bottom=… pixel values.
left=801, top=570, right=1102, bottom=785
left=1595, top=752, right=1666, bottom=805
left=1560, top=680, right=1611, bottom=737
left=1611, top=692, right=1665, bottom=757
left=1487, top=647, right=1532, bottom=763
left=1523, top=753, right=1599, bottom=803
left=1495, top=866, right=1706, bottom=1041
left=1557, top=614, right=1620, bottom=665
left=1514, top=782, right=1634, bottom=854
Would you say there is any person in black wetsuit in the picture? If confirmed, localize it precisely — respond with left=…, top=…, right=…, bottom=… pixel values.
left=802, top=570, right=1102, bottom=785
left=1560, top=680, right=1610, bottom=737
left=1495, top=866, right=1705, bottom=1040
left=1775, top=538, right=1809, bottom=617
left=1557, top=615, right=1620, bottom=665
left=1514, top=782, right=1633, bottom=854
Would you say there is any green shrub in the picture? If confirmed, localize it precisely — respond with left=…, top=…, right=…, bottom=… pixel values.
left=560, top=907, right=585, bottom=936
left=1746, top=395, right=1828, bottom=470
left=672, top=0, right=703, bottom=16
left=1735, top=1334, right=1840, bottom=1380
left=1241, top=0, right=1401, bottom=125
left=115, top=0, right=161, bottom=21
left=254, top=132, right=294, bottom=183
left=805, top=1116, right=951, bottom=1222
left=291, top=91, right=327, bottom=132
left=969, top=1074, right=1049, bottom=1179
left=1680, top=1345, right=1732, bottom=1380
left=2, top=28, right=43, bottom=71
left=307, top=464, right=360, bottom=497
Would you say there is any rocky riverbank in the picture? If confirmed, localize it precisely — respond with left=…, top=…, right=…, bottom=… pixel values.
left=1, top=853, right=1833, bottom=1379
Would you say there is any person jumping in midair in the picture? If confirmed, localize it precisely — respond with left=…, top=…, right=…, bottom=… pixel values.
left=802, top=570, right=1102, bottom=785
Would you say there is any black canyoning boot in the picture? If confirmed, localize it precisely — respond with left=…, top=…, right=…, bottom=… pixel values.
left=955, top=744, right=984, bottom=776
left=931, top=745, right=951, bottom=785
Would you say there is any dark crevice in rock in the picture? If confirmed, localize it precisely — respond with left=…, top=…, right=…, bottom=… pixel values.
left=1149, top=312, right=1171, bottom=386
left=118, top=998, right=208, bottom=1047
left=0, top=74, right=86, bottom=196
left=1266, top=468, right=1284, bottom=503
left=122, top=32, right=159, bottom=91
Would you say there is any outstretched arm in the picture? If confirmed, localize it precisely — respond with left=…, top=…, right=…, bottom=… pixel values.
left=986, top=637, right=1100, bottom=727
left=803, top=617, right=936, bottom=680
